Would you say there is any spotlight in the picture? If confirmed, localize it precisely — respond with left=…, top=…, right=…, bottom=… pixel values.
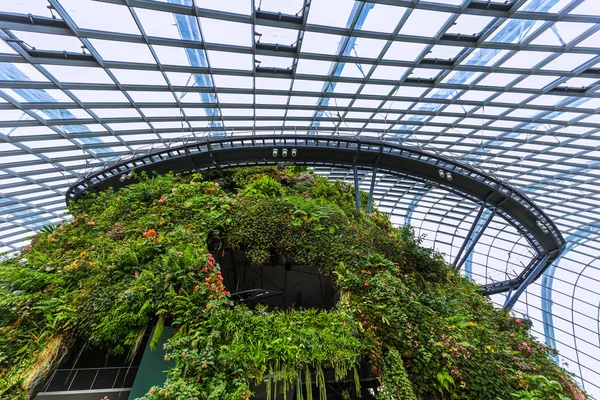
left=438, top=169, right=446, bottom=179
left=282, top=149, right=288, bottom=158
left=291, top=148, right=297, bottom=157
left=272, top=148, right=278, bottom=157
left=126, top=173, right=133, bottom=180
left=119, top=175, right=126, bottom=182
left=536, top=220, right=549, bottom=234
left=446, top=172, right=453, bottom=181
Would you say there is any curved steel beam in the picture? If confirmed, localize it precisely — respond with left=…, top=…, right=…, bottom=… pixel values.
left=65, top=135, right=565, bottom=295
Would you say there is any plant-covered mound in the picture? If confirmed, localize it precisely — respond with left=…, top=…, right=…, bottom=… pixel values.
left=0, top=166, right=585, bottom=400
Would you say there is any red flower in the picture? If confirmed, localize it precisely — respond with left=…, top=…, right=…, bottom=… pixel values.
left=143, top=229, right=157, bottom=238
left=194, top=285, right=200, bottom=291
left=87, top=221, right=95, bottom=226
left=364, top=282, right=369, bottom=287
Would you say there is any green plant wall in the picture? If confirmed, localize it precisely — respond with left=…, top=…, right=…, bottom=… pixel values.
left=0, top=166, right=586, bottom=400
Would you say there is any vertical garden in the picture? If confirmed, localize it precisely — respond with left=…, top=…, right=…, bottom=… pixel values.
left=0, top=166, right=586, bottom=399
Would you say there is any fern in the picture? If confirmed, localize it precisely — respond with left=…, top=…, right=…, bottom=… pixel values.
left=39, top=224, right=57, bottom=235
left=150, top=314, right=165, bottom=350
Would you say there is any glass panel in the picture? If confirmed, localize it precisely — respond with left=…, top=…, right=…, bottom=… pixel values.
left=371, top=65, right=408, bottom=80
left=135, top=9, right=200, bottom=40
left=255, top=78, right=291, bottom=90
left=127, top=91, right=176, bottom=102
left=33, top=108, right=90, bottom=120
left=199, top=19, right=252, bottom=47
left=58, top=0, right=141, bottom=35
left=399, top=9, right=450, bottom=38
left=1, top=0, right=59, bottom=18
left=70, top=90, right=129, bottom=103
left=542, top=54, right=596, bottom=71
left=576, top=30, right=600, bottom=48
left=292, top=80, right=326, bottom=92
left=197, top=0, right=251, bottom=15
left=205, top=51, right=252, bottom=70
left=89, top=39, right=155, bottom=64
left=213, top=75, right=253, bottom=89
left=43, top=65, right=112, bottom=84
left=531, top=22, right=594, bottom=46
left=308, top=0, right=356, bottom=28
left=569, top=0, right=600, bottom=15
left=11, top=31, right=84, bottom=53
left=475, top=73, right=520, bottom=87
left=514, top=75, right=560, bottom=89
left=446, top=14, right=494, bottom=36
left=501, top=51, right=553, bottom=69
left=92, top=108, right=141, bottom=118
left=301, top=32, right=345, bottom=55
left=166, top=72, right=212, bottom=87
left=295, top=59, right=333, bottom=76
left=257, top=0, right=304, bottom=15
left=255, top=26, right=299, bottom=46
left=487, top=19, right=545, bottom=44
left=408, top=68, right=440, bottom=80
left=0, top=63, right=48, bottom=82
left=255, top=55, right=294, bottom=69
left=351, top=37, right=386, bottom=59
left=520, top=0, right=572, bottom=13
left=0, top=39, right=17, bottom=54
left=384, top=41, right=427, bottom=61
left=426, top=45, right=463, bottom=60
left=3, top=88, right=71, bottom=103
left=358, top=4, right=406, bottom=34
left=110, top=69, right=167, bottom=85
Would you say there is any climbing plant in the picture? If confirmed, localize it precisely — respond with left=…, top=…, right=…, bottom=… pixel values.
left=0, top=166, right=586, bottom=399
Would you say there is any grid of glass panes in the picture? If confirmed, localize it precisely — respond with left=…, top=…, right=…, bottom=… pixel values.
left=0, top=0, right=599, bottom=398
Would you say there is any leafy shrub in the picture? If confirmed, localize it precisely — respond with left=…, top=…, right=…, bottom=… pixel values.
left=0, top=167, right=585, bottom=400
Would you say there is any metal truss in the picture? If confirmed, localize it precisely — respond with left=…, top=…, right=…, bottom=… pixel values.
left=65, top=134, right=565, bottom=297
left=0, top=0, right=599, bottom=396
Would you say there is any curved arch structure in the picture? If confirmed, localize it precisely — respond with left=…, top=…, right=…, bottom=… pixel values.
left=66, top=135, right=565, bottom=298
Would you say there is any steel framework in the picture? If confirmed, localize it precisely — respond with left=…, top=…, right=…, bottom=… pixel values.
left=0, top=0, right=599, bottom=396
left=65, top=134, right=565, bottom=298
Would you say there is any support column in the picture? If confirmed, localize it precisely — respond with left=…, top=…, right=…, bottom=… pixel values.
left=453, top=204, right=497, bottom=270
left=366, top=166, right=377, bottom=214
left=503, top=253, right=551, bottom=311
left=353, top=164, right=361, bottom=213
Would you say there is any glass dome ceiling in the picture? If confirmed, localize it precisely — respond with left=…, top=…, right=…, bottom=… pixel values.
left=0, top=0, right=599, bottom=397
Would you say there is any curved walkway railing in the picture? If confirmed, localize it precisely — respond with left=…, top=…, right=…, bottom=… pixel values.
left=66, top=135, right=565, bottom=299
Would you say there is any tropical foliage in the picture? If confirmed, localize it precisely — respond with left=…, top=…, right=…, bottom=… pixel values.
left=0, top=166, right=586, bottom=399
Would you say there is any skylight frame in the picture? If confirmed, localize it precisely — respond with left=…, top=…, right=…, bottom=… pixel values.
left=1, top=0, right=600, bottom=396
